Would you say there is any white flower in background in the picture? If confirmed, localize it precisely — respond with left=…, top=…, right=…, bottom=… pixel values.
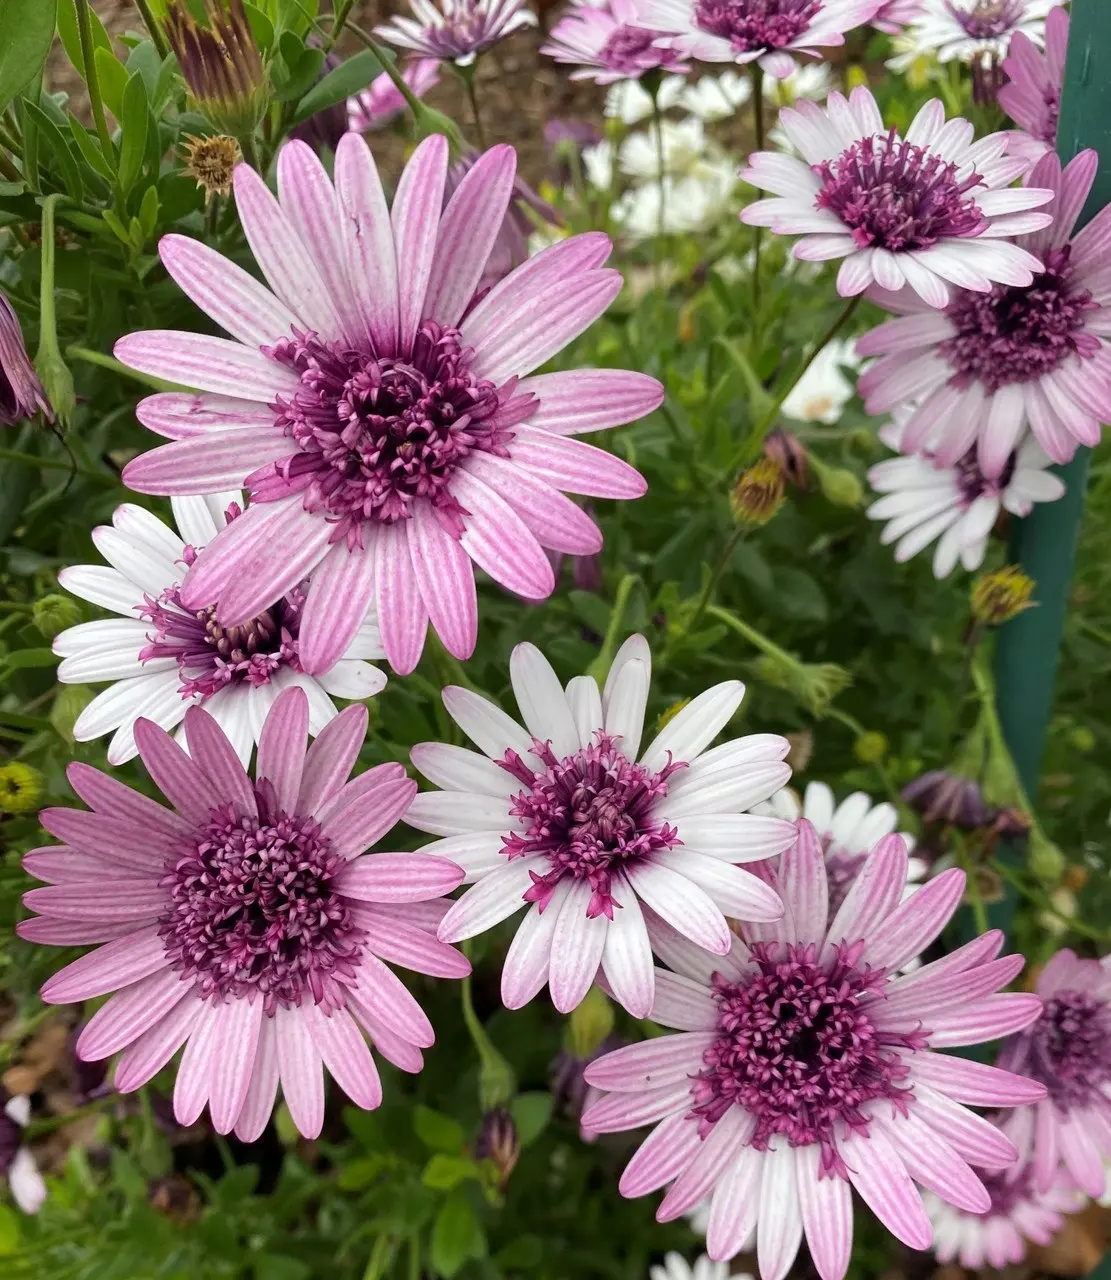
left=901, top=0, right=1062, bottom=68
left=780, top=337, right=860, bottom=424
left=866, top=415, right=1065, bottom=578
left=582, top=138, right=617, bottom=189
left=620, top=117, right=712, bottom=179
left=612, top=163, right=737, bottom=238
left=55, top=498, right=386, bottom=763
left=649, top=1254, right=746, bottom=1280
left=679, top=70, right=752, bottom=121
left=763, top=60, right=833, bottom=105
left=605, top=74, right=685, bottom=123
left=0, top=1095, right=46, bottom=1215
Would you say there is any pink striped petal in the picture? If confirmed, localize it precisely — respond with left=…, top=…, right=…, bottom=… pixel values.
left=436, top=857, right=538, bottom=943
left=25, top=882, right=167, bottom=923
left=135, top=391, right=275, bottom=440
left=298, top=704, right=369, bottom=815
left=133, top=717, right=218, bottom=825
left=619, top=1112, right=704, bottom=1196
left=234, top=1014, right=280, bottom=1142
left=778, top=820, right=827, bottom=944
left=276, top=1004, right=325, bottom=1138
left=183, top=704, right=258, bottom=816
left=758, top=1142, right=804, bottom=1280
left=706, top=1144, right=763, bottom=1261
left=909, top=1051, right=1047, bottom=1106
left=462, top=453, right=604, bottom=555
left=298, top=536, right=377, bottom=676
left=255, top=686, right=309, bottom=813
left=177, top=499, right=300, bottom=609
left=347, top=999, right=424, bottom=1073
left=649, top=970, right=720, bottom=1030
left=627, top=861, right=731, bottom=954
left=657, top=1106, right=755, bottom=1221
left=114, top=331, right=297, bottom=402
left=374, top=521, right=428, bottom=676
left=159, top=233, right=298, bottom=348
left=650, top=851, right=784, bottom=924
left=407, top=502, right=478, bottom=662
left=601, top=879, right=655, bottom=1018
left=579, top=1081, right=690, bottom=1134
left=391, top=134, right=448, bottom=349
left=334, top=133, right=399, bottom=352
left=114, top=991, right=201, bottom=1092
left=878, top=955, right=1025, bottom=1023
left=1060, top=1113, right=1107, bottom=1196
left=500, top=886, right=567, bottom=1009
left=838, top=1124, right=931, bottom=1249
left=879, top=1110, right=990, bottom=1213
left=41, top=926, right=170, bottom=1003
left=795, top=1142, right=853, bottom=1280
left=450, top=468, right=555, bottom=600
left=37, top=808, right=173, bottom=873
left=522, top=369, right=665, bottom=436
left=862, top=866, right=966, bottom=971
left=76, top=968, right=192, bottom=1061
left=122, top=429, right=284, bottom=496
left=352, top=905, right=471, bottom=978
left=17, top=917, right=136, bottom=945
left=549, top=880, right=609, bottom=1013
left=318, top=765, right=416, bottom=858
left=584, top=1032, right=714, bottom=1092
left=349, top=952, right=435, bottom=1048
left=912, top=1085, right=1019, bottom=1169
left=65, top=762, right=190, bottom=841
left=508, top=425, right=647, bottom=499
left=174, top=1002, right=219, bottom=1125
left=305, top=1002, right=382, bottom=1110
left=425, top=144, right=517, bottom=328
left=209, top=997, right=263, bottom=1134
left=337, top=852, right=464, bottom=902
left=922, top=993, right=1044, bottom=1046
left=821, top=833, right=908, bottom=960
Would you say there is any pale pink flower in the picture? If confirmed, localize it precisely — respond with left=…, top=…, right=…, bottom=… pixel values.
left=542, top=0, right=689, bottom=84
left=998, top=4, right=1067, bottom=167
left=21, top=687, right=469, bottom=1140
left=635, top=0, right=882, bottom=77
left=347, top=58, right=441, bottom=131
left=580, top=821, right=1046, bottom=1279
left=409, top=635, right=795, bottom=1018
left=0, top=1094, right=46, bottom=1214
left=741, top=86, right=1053, bottom=308
left=996, top=948, right=1111, bottom=1199
left=114, top=137, right=661, bottom=676
left=872, top=0, right=922, bottom=34
left=375, top=0, right=537, bottom=65
left=858, top=150, right=1111, bottom=476
left=901, top=0, right=1062, bottom=72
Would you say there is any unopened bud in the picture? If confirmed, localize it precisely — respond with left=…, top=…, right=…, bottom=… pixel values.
left=810, top=456, right=864, bottom=508
left=970, top=565, right=1035, bottom=626
left=475, top=1108, right=520, bottom=1190
left=1028, top=828, right=1066, bottom=885
left=566, top=986, right=614, bottom=1060
left=0, top=762, right=43, bottom=814
left=33, top=346, right=74, bottom=430
left=33, top=592, right=82, bottom=640
left=731, top=458, right=785, bottom=527
left=51, top=684, right=93, bottom=744
left=854, top=731, right=888, bottom=764
left=1069, top=726, right=1096, bottom=753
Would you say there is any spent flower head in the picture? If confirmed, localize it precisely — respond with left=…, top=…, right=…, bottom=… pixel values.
left=731, top=457, right=785, bottom=525
left=182, top=134, right=242, bottom=199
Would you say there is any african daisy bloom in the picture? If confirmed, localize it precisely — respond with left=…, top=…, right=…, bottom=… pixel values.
left=741, top=87, right=1053, bottom=308
left=347, top=59, right=441, bottom=132
left=0, top=289, right=52, bottom=426
left=858, top=149, right=1111, bottom=476
left=580, top=821, right=1047, bottom=1280
left=925, top=1152, right=1085, bottom=1270
left=865, top=413, right=1064, bottom=576
left=541, top=0, right=689, bottom=84
left=53, top=499, right=386, bottom=765
left=20, top=687, right=469, bottom=1140
left=998, top=4, right=1067, bottom=167
left=995, top=948, right=1111, bottom=1198
left=114, top=136, right=660, bottom=677
left=650, top=1254, right=741, bottom=1280
left=374, top=0, right=537, bottom=65
left=635, top=0, right=883, bottom=78
left=900, top=0, right=1061, bottom=72
left=0, top=1093, right=46, bottom=1214
left=408, top=635, right=795, bottom=1018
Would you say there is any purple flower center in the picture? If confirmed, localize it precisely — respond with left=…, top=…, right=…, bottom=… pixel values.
left=692, top=0, right=821, bottom=52
left=815, top=129, right=989, bottom=252
left=950, top=447, right=1013, bottom=505
left=498, top=733, right=684, bottom=919
left=1037, top=86, right=1061, bottom=144
left=159, top=783, right=363, bottom=1012
left=0, top=1109, right=20, bottom=1176
left=1011, top=989, right=1111, bottom=1110
left=977, top=1150, right=1037, bottom=1217
left=252, top=322, right=535, bottom=546
left=949, top=0, right=1022, bottom=38
left=823, top=846, right=866, bottom=915
left=940, top=247, right=1100, bottom=394
left=598, top=23, right=672, bottom=72
left=691, top=941, right=926, bottom=1173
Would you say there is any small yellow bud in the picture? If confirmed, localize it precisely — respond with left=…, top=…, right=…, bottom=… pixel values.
left=1068, top=726, right=1096, bottom=753
left=970, top=565, right=1035, bottom=626
left=730, top=458, right=785, bottom=527
left=0, top=762, right=43, bottom=814
left=854, top=731, right=888, bottom=764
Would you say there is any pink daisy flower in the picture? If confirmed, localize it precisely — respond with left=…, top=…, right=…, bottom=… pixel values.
left=347, top=58, right=441, bottom=132
left=634, top=0, right=882, bottom=77
left=741, top=86, right=1054, bottom=308
left=374, top=0, right=537, bottom=65
left=114, top=137, right=661, bottom=676
left=20, top=687, right=469, bottom=1140
left=541, top=0, right=690, bottom=84
left=0, top=289, right=52, bottom=426
left=996, top=948, right=1111, bottom=1199
left=871, top=0, right=922, bottom=34
left=926, top=1149, right=1085, bottom=1270
left=54, top=497, right=385, bottom=764
left=408, top=635, right=795, bottom=1018
left=901, top=0, right=1062, bottom=72
left=998, top=4, right=1067, bottom=167
left=858, top=149, right=1111, bottom=477
left=579, top=820, right=1046, bottom=1280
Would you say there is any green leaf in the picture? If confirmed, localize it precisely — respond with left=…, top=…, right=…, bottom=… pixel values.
left=274, top=46, right=325, bottom=104
left=253, top=1256, right=311, bottom=1280
left=413, top=1105, right=466, bottom=1154
left=0, top=0, right=57, bottom=117
left=22, top=101, right=83, bottom=201
left=293, top=49, right=389, bottom=124
left=57, top=0, right=110, bottom=74
left=421, top=1155, right=479, bottom=1191
left=93, top=45, right=129, bottom=121
left=68, top=112, right=114, bottom=180
left=429, top=1189, right=483, bottom=1279
left=102, top=208, right=130, bottom=244
left=138, top=183, right=160, bottom=236
left=337, top=1155, right=391, bottom=1190
left=124, top=39, right=163, bottom=97
left=117, top=72, right=150, bottom=193
left=510, top=1092, right=553, bottom=1147
left=243, top=2, right=275, bottom=53
left=0, top=1204, right=20, bottom=1255
left=5, top=647, right=59, bottom=669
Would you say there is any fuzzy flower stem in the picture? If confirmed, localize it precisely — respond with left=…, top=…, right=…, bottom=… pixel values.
left=132, top=0, right=169, bottom=59
left=327, top=0, right=357, bottom=51
left=750, top=64, right=765, bottom=318
left=705, top=601, right=805, bottom=673
left=75, top=0, right=116, bottom=173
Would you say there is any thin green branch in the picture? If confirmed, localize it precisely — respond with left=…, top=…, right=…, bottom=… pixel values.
left=75, top=0, right=116, bottom=173
left=132, top=0, right=169, bottom=59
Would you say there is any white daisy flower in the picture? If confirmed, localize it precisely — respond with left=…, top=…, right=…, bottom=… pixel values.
left=679, top=71, right=753, bottom=121
left=650, top=1253, right=749, bottom=1280
left=619, top=117, right=714, bottom=180
left=55, top=498, right=386, bottom=764
left=780, top=337, right=860, bottom=424
left=604, top=74, right=686, bottom=124
left=407, top=635, right=796, bottom=1017
left=763, top=60, right=833, bottom=106
left=612, top=164, right=738, bottom=238
left=1, top=1095, right=46, bottom=1214
left=901, top=0, right=1062, bottom=71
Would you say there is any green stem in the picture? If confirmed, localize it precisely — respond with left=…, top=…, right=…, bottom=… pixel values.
left=0, top=446, right=111, bottom=483
left=687, top=527, right=745, bottom=634
left=0, top=150, right=20, bottom=183
left=241, top=131, right=261, bottom=173
left=955, top=839, right=990, bottom=936
left=650, top=80, right=666, bottom=269
left=75, top=0, right=116, bottom=173
left=25, top=1096, right=115, bottom=1138
left=408, top=1235, right=421, bottom=1280
left=132, top=0, right=169, bottom=59
left=36, top=195, right=62, bottom=360
left=704, top=602, right=803, bottom=670
left=990, top=858, right=1111, bottom=942
left=327, top=0, right=357, bottom=51
left=347, top=22, right=435, bottom=129
left=67, top=344, right=188, bottom=392
left=458, top=64, right=487, bottom=149
left=587, top=573, right=639, bottom=683
left=750, top=65, right=764, bottom=319
left=460, top=961, right=515, bottom=1108
left=362, top=1237, right=395, bottom=1280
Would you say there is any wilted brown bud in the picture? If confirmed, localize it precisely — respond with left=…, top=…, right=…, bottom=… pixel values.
left=763, top=427, right=808, bottom=488
left=902, top=769, right=990, bottom=829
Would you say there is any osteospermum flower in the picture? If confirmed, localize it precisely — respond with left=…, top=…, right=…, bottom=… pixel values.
left=995, top=948, right=1111, bottom=1198
left=375, top=0, right=537, bottom=64
left=347, top=59, right=441, bottom=132
left=998, top=4, right=1067, bottom=166
left=900, top=0, right=1061, bottom=72
left=0, top=1093, right=46, bottom=1214
left=636, top=0, right=882, bottom=77
left=20, top=688, right=469, bottom=1139
left=54, top=499, right=385, bottom=764
left=858, top=149, right=1111, bottom=474
left=0, top=289, right=52, bottom=426
left=579, top=821, right=1047, bottom=1279
left=865, top=414, right=1064, bottom=576
left=741, top=86, right=1053, bottom=308
left=114, top=137, right=660, bottom=676
left=650, top=1254, right=740, bottom=1280
left=926, top=1150, right=1085, bottom=1270
left=541, top=0, right=689, bottom=84
left=408, top=636, right=795, bottom=1017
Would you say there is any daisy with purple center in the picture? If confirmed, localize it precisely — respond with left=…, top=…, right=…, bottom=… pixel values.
left=858, top=149, right=1111, bottom=476
left=741, top=86, right=1053, bottom=308
left=347, top=58, right=441, bottom=132
left=407, top=635, right=795, bottom=1018
left=579, top=821, right=1047, bottom=1280
left=996, top=948, right=1111, bottom=1199
left=53, top=498, right=385, bottom=765
left=541, top=0, right=689, bottom=84
left=998, top=4, right=1067, bottom=167
left=635, top=0, right=883, bottom=78
left=374, top=0, right=537, bottom=65
left=865, top=411, right=1064, bottom=576
left=20, top=687, right=469, bottom=1140
left=925, top=1148, right=1085, bottom=1270
left=114, top=137, right=661, bottom=678
left=900, top=0, right=1062, bottom=73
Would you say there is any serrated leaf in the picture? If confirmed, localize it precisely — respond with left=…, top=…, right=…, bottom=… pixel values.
left=0, top=0, right=57, bottom=117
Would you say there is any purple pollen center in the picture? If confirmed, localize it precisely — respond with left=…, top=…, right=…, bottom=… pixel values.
left=159, top=783, right=363, bottom=1012
left=1015, top=989, right=1111, bottom=1110
left=251, top=322, right=535, bottom=546
left=815, top=129, right=989, bottom=252
left=949, top=0, right=1022, bottom=38
left=498, top=733, right=685, bottom=920
left=691, top=941, right=926, bottom=1174
left=598, top=23, right=671, bottom=71
left=822, top=844, right=866, bottom=916
left=940, top=246, right=1100, bottom=394
left=692, top=0, right=821, bottom=52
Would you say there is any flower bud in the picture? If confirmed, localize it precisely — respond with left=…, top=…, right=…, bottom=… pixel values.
left=0, top=762, right=43, bottom=814
left=475, top=1108, right=519, bottom=1190
left=33, top=345, right=75, bottom=431
left=1028, top=828, right=1066, bottom=885
left=164, top=0, right=269, bottom=139
left=51, top=684, right=93, bottom=744
left=902, top=769, right=990, bottom=829
left=1069, top=726, right=1096, bottom=753
left=0, top=291, right=53, bottom=426
left=810, top=455, right=864, bottom=508
left=970, top=565, right=1035, bottom=626
left=730, top=458, right=785, bottom=527
left=854, top=731, right=888, bottom=764
left=32, top=592, right=82, bottom=640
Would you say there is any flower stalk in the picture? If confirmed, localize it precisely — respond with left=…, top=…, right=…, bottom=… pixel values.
left=75, top=0, right=116, bottom=173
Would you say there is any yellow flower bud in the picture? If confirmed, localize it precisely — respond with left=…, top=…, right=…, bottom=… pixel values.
left=0, top=762, right=43, bottom=814
left=970, top=565, right=1035, bottom=626
left=730, top=458, right=785, bottom=527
